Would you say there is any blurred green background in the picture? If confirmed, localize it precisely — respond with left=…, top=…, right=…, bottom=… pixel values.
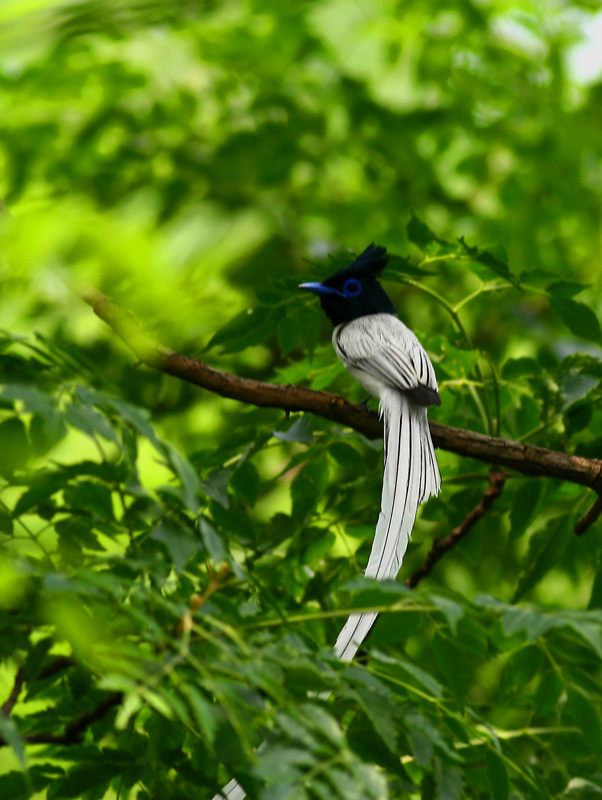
left=1, top=1, right=602, bottom=798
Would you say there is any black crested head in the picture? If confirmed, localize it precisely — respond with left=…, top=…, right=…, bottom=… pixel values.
left=299, top=243, right=396, bottom=326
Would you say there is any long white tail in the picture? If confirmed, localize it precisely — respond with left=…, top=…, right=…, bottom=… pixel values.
left=213, top=389, right=439, bottom=798
left=334, top=388, right=440, bottom=661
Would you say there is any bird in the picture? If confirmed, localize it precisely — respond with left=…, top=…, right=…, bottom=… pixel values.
left=299, top=243, right=441, bottom=661
left=213, top=244, right=440, bottom=799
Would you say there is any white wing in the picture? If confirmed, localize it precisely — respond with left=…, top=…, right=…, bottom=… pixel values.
left=333, top=313, right=439, bottom=405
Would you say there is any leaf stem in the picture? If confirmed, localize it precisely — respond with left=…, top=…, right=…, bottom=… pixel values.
left=401, top=278, right=493, bottom=434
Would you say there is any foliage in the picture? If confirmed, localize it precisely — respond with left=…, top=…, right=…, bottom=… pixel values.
left=1, top=1, right=602, bottom=799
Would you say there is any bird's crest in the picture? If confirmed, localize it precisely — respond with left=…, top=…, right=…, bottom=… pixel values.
left=332, top=243, right=389, bottom=281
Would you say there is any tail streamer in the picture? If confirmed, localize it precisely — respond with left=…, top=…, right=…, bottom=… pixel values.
left=213, top=389, right=439, bottom=799
left=334, top=389, right=440, bottom=661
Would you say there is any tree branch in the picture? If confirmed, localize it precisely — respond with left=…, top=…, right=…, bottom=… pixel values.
left=82, top=289, right=602, bottom=533
left=0, top=691, right=123, bottom=748
left=406, top=471, right=508, bottom=588
left=25, top=692, right=123, bottom=746
left=1, top=667, right=25, bottom=717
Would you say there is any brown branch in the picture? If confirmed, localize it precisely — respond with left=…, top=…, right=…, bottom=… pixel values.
left=575, top=495, right=602, bottom=536
left=2, top=666, right=25, bottom=717
left=406, top=471, right=508, bottom=588
left=38, top=656, right=76, bottom=680
left=82, top=289, right=602, bottom=534
left=1, top=658, right=75, bottom=721
left=178, top=565, right=230, bottom=634
left=0, top=654, right=118, bottom=749
left=0, top=691, right=123, bottom=748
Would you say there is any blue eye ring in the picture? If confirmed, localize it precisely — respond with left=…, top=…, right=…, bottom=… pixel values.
left=344, top=278, right=362, bottom=298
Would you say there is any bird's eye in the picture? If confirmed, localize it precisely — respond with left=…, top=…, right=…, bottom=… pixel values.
left=344, top=279, right=362, bottom=297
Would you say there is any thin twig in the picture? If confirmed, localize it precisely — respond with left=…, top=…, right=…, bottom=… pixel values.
left=178, top=565, right=230, bottom=634
left=575, top=495, right=602, bottom=536
left=406, top=471, right=508, bottom=588
left=82, top=289, right=602, bottom=533
left=0, top=692, right=123, bottom=748
left=1, top=666, right=25, bottom=716
left=38, top=656, right=76, bottom=680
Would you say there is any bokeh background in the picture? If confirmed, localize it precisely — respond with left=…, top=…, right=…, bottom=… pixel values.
left=1, top=2, right=602, bottom=798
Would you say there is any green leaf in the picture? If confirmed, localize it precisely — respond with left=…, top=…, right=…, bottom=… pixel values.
left=150, top=520, right=200, bottom=571
left=29, top=411, right=66, bottom=454
left=231, top=461, right=260, bottom=505
left=160, top=442, right=203, bottom=512
left=509, top=481, right=542, bottom=540
left=434, top=758, right=464, bottom=800
left=407, top=213, right=446, bottom=249
left=372, top=651, right=444, bottom=699
left=485, top=749, right=509, bottom=800
left=202, top=467, right=231, bottom=508
left=564, top=399, right=593, bottom=435
left=546, top=280, right=589, bottom=298
left=512, top=515, right=571, bottom=602
left=558, top=353, right=602, bottom=378
left=428, top=593, right=466, bottom=634
left=197, top=516, right=228, bottom=563
left=500, top=644, right=543, bottom=697
left=535, top=670, right=563, bottom=715
left=387, top=253, right=438, bottom=278
left=181, top=683, right=217, bottom=745
left=0, top=765, right=62, bottom=800
left=0, top=418, right=29, bottom=475
left=14, top=473, right=65, bottom=517
left=47, top=762, right=122, bottom=800
left=566, top=688, right=602, bottom=761
left=277, top=316, right=299, bottom=357
left=63, top=482, right=115, bottom=520
left=459, top=239, right=520, bottom=288
left=64, top=404, right=119, bottom=444
left=274, top=415, right=314, bottom=445
left=329, top=441, right=366, bottom=472
left=0, top=508, right=13, bottom=535
left=501, top=357, right=541, bottom=380
left=346, top=668, right=399, bottom=753
left=549, top=297, right=602, bottom=344
left=204, top=307, right=276, bottom=354
left=296, top=306, right=322, bottom=358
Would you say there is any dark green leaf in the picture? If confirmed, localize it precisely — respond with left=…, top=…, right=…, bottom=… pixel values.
left=566, top=689, right=602, bottom=761
left=231, top=461, right=260, bottom=506
left=501, top=357, right=541, bottom=379
left=47, top=762, right=122, bottom=799
left=549, top=297, right=602, bottom=344
left=407, top=213, right=446, bottom=249
left=564, top=399, right=593, bottom=435
left=64, top=404, right=119, bottom=444
left=434, top=758, right=464, bottom=800
left=150, top=520, right=200, bottom=571
left=0, top=509, right=13, bottom=535
left=277, top=316, right=299, bottom=357
left=63, top=482, right=114, bottom=520
left=509, top=482, right=542, bottom=540
left=547, top=280, right=590, bottom=298
left=197, top=516, right=228, bottom=563
left=0, top=418, right=29, bottom=475
left=459, top=239, right=520, bottom=288
left=485, top=749, right=509, bottom=800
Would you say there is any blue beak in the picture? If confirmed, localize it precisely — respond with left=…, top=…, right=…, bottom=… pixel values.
left=298, top=282, right=339, bottom=296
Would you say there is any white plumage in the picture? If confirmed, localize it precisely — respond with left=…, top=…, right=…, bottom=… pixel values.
left=331, top=314, right=440, bottom=660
